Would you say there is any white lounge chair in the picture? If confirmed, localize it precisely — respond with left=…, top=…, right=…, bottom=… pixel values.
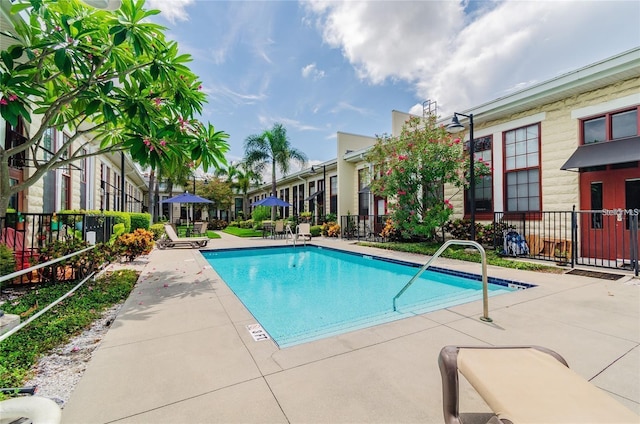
left=157, top=224, right=209, bottom=249
left=296, top=223, right=312, bottom=241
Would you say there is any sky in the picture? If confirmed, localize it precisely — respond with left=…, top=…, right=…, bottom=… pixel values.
left=145, top=0, right=640, bottom=171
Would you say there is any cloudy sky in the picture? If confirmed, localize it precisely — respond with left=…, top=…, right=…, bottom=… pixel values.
left=146, top=0, right=640, bottom=169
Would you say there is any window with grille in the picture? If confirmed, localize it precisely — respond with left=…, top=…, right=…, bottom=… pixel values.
left=504, top=124, right=541, bottom=212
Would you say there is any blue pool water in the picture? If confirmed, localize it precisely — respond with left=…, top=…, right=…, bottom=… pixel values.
left=202, top=246, right=528, bottom=348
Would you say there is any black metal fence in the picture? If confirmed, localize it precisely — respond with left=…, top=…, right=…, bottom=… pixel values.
left=340, top=215, right=388, bottom=241
left=494, top=209, right=639, bottom=276
left=0, top=212, right=115, bottom=284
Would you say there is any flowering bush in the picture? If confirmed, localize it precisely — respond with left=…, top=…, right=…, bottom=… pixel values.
left=367, top=114, right=490, bottom=240
left=379, top=218, right=399, bottom=241
left=115, top=229, right=155, bottom=262
left=322, top=221, right=340, bottom=237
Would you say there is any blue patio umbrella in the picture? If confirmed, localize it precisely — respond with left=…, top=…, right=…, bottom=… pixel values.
left=162, top=192, right=213, bottom=227
left=251, top=196, right=292, bottom=207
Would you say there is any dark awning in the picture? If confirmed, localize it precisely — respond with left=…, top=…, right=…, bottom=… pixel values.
left=561, top=136, right=640, bottom=170
left=304, top=190, right=323, bottom=201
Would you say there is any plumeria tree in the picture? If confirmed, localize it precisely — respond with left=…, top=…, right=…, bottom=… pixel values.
left=0, top=0, right=229, bottom=217
left=367, top=114, right=490, bottom=240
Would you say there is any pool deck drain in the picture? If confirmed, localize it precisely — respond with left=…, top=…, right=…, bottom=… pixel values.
left=61, top=233, right=640, bottom=423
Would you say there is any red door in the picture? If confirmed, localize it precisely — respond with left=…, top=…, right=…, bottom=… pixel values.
left=580, top=167, right=640, bottom=261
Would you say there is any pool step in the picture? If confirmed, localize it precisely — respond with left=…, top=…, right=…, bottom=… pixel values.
left=276, top=289, right=497, bottom=347
left=396, top=288, right=485, bottom=314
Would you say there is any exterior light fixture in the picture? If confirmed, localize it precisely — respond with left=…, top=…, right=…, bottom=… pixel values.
left=446, top=112, right=476, bottom=241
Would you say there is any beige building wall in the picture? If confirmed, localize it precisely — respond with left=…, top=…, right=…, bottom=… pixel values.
left=446, top=75, right=640, bottom=223
left=3, top=114, right=146, bottom=215
left=337, top=132, right=376, bottom=218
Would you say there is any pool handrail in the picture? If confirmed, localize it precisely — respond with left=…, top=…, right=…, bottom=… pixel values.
left=392, top=240, right=492, bottom=322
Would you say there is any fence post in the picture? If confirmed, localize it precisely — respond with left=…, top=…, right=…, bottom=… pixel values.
left=571, top=205, right=577, bottom=268
left=631, top=212, right=639, bottom=277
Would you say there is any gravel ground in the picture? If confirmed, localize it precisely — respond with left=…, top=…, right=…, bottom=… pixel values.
left=22, top=303, right=122, bottom=407
left=11, top=257, right=149, bottom=408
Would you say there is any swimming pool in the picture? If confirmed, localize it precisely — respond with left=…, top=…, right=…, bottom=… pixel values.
left=202, top=246, right=530, bottom=348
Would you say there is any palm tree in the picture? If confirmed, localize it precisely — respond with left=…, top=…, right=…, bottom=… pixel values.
left=244, top=123, right=307, bottom=220
left=233, top=162, right=262, bottom=219
left=217, top=161, right=262, bottom=220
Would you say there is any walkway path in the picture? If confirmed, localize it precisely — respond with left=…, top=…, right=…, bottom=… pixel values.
left=62, top=234, right=639, bottom=423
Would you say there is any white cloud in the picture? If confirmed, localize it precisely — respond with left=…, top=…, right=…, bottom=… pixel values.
left=256, top=115, right=323, bottom=132
left=207, top=84, right=267, bottom=106
left=330, top=101, right=372, bottom=116
left=147, top=0, right=194, bottom=24
left=305, top=0, right=640, bottom=116
left=301, top=63, right=326, bottom=80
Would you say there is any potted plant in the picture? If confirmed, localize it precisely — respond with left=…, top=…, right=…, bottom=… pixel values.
left=15, top=213, right=25, bottom=231
left=554, top=247, right=569, bottom=266
left=300, top=211, right=312, bottom=223
left=50, top=213, right=60, bottom=231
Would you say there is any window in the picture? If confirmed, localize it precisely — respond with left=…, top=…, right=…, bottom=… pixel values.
left=298, top=184, right=305, bottom=214
left=504, top=124, right=541, bottom=212
left=358, top=168, right=369, bottom=216
left=61, top=136, right=71, bottom=210
left=42, top=128, right=56, bottom=213
left=465, top=135, right=493, bottom=215
left=293, top=186, right=298, bottom=215
left=330, top=176, right=337, bottom=215
left=80, top=149, right=87, bottom=209
left=308, top=181, right=315, bottom=214
left=582, top=107, right=639, bottom=144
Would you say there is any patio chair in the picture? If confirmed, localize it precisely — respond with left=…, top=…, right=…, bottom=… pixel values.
left=192, top=221, right=208, bottom=237
left=438, top=345, right=640, bottom=424
left=272, top=221, right=286, bottom=239
left=296, top=223, right=312, bottom=241
left=157, top=224, right=208, bottom=249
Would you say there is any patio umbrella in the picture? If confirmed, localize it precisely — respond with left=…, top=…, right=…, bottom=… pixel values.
left=162, top=192, right=213, bottom=227
left=251, top=196, right=292, bottom=207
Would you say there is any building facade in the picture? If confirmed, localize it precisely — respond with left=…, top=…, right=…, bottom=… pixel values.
left=248, top=48, right=640, bottom=267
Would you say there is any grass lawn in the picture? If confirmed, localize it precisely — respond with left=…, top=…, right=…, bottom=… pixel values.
left=222, top=226, right=263, bottom=238
left=358, top=241, right=563, bottom=273
left=206, top=230, right=221, bottom=239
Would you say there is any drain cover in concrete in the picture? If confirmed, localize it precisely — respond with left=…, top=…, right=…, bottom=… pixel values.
left=567, top=269, right=624, bottom=280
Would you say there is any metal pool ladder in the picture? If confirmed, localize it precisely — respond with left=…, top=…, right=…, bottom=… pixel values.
left=392, top=240, right=492, bottom=322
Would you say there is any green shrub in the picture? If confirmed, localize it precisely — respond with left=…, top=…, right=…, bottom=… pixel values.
left=310, top=225, right=322, bottom=237
left=36, top=239, right=113, bottom=282
left=149, top=223, right=165, bottom=240
left=0, top=244, right=16, bottom=288
left=109, top=223, right=126, bottom=245
left=251, top=206, right=271, bottom=222
left=114, top=229, right=155, bottom=262
left=129, top=213, right=151, bottom=231
left=208, top=219, right=228, bottom=230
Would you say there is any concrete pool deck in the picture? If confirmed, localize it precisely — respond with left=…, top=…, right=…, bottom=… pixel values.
left=62, top=232, right=640, bottom=423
